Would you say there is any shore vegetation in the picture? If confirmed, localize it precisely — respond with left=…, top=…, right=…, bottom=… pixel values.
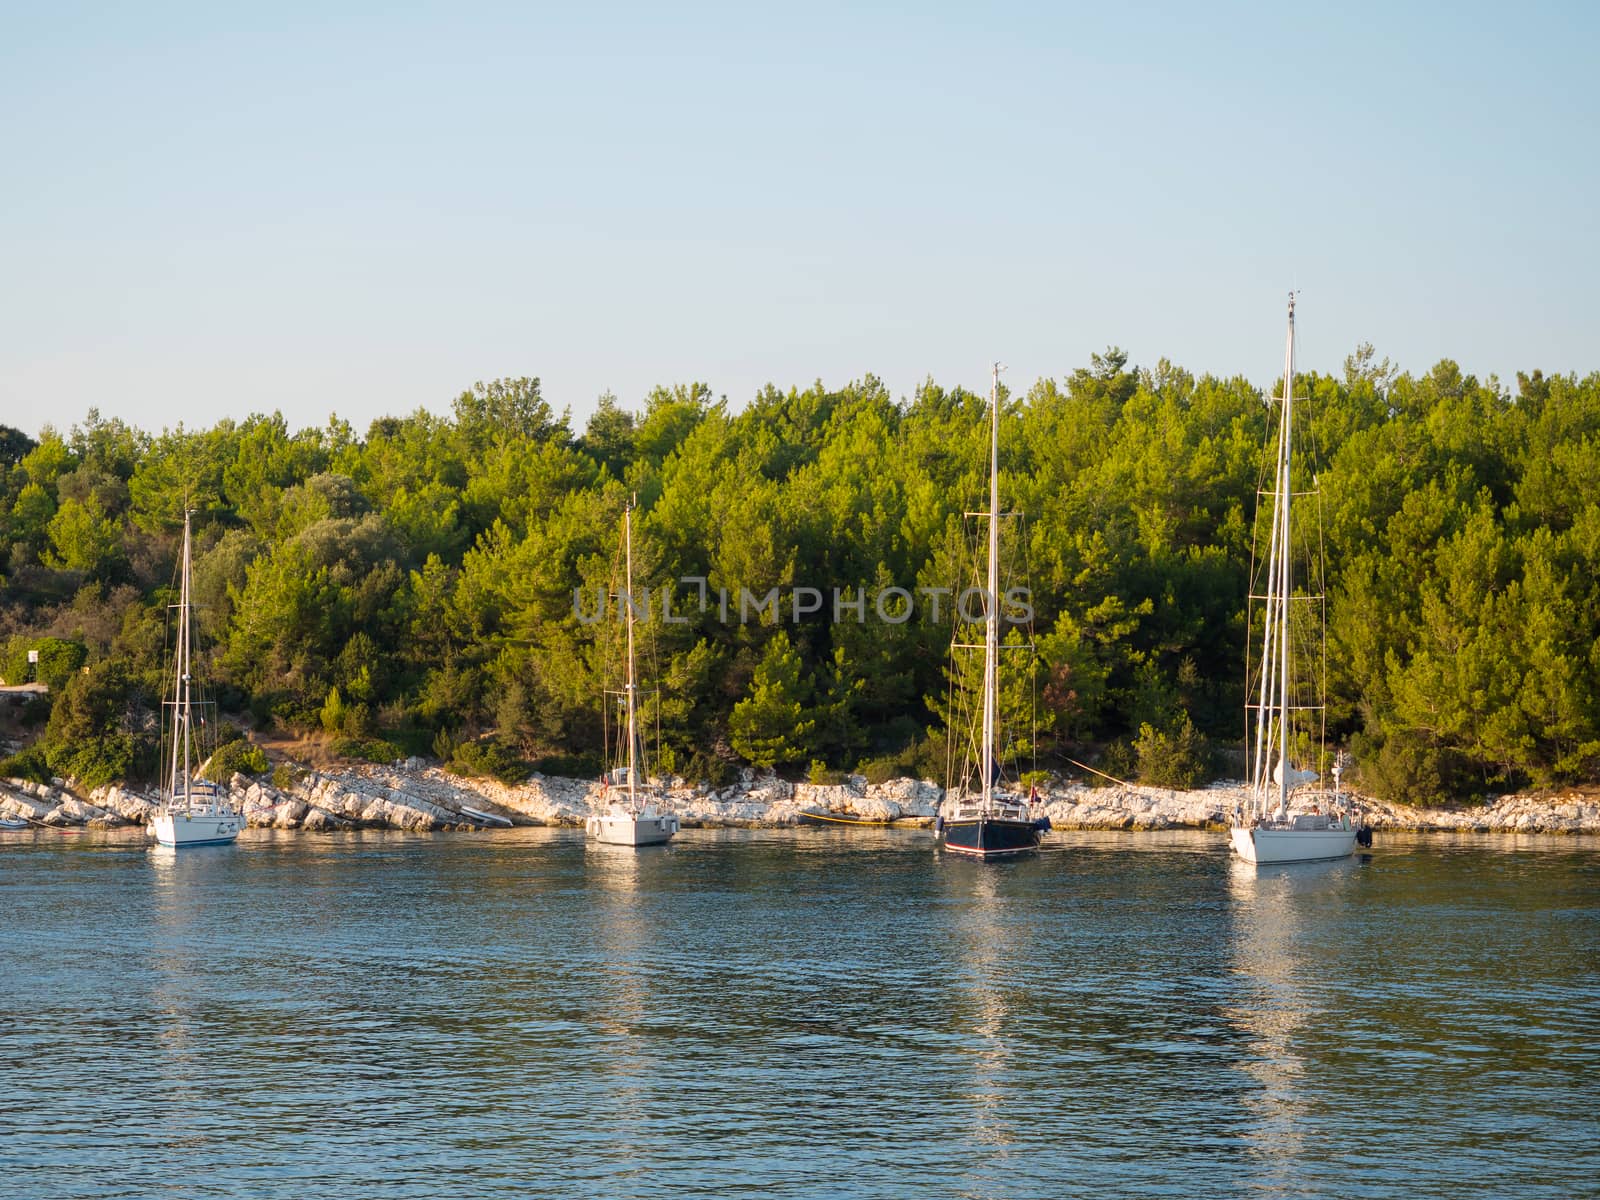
left=2, top=356, right=1597, bottom=803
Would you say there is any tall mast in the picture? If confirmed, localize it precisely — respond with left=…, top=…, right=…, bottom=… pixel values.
left=170, top=510, right=194, bottom=807
left=1250, top=297, right=1298, bottom=818
left=981, top=364, right=1002, bottom=808
left=624, top=495, right=638, bottom=806
left=1276, top=296, right=1296, bottom=816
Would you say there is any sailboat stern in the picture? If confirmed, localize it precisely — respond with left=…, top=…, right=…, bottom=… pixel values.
left=152, top=806, right=242, bottom=848
left=940, top=815, right=1041, bottom=859
left=589, top=805, right=679, bottom=846
left=1230, top=821, right=1356, bottom=865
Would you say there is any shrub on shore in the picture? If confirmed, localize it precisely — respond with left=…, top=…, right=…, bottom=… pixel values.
left=201, top=739, right=270, bottom=782
left=1353, top=729, right=1473, bottom=807
left=856, top=731, right=946, bottom=785
left=446, top=737, right=528, bottom=784
left=0, top=743, right=52, bottom=784
left=331, top=736, right=405, bottom=765
left=1134, top=713, right=1212, bottom=789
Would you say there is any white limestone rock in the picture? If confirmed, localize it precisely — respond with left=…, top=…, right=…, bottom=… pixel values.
left=90, top=784, right=158, bottom=824
left=866, top=778, right=943, bottom=817
left=0, top=786, right=54, bottom=821
left=251, top=798, right=308, bottom=829
left=301, top=806, right=339, bottom=831
left=125, top=754, right=1600, bottom=834
left=54, top=795, right=122, bottom=826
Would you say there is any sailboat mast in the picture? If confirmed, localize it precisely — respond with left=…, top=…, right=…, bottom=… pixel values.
left=1251, top=504, right=1279, bottom=818
left=176, top=510, right=194, bottom=806
left=624, top=496, right=638, bottom=806
left=981, top=364, right=1001, bottom=808
left=1276, top=296, right=1296, bottom=816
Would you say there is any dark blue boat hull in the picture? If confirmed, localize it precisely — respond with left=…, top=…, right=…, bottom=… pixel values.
left=940, top=816, right=1041, bottom=859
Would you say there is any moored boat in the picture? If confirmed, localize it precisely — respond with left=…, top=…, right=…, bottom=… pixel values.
left=935, top=364, right=1048, bottom=861
left=1229, top=297, right=1365, bottom=865
left=587, top=497, right=679, bottom=848
left=938, top=794, right=1043, bottom=858
left=151, top=511, right=242, bottom=850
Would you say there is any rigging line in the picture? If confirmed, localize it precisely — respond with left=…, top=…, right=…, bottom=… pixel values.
left=1063, top=754, right=1137, bottom=789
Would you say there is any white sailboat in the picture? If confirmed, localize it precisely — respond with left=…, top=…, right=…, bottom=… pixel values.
left=151, top=511, right=242, bottom=849
left=935, top=364, right=1047, bottom=860
left=1230, top=297, right=1365, bottom=865
left=586, top=497, right=679, bottom=848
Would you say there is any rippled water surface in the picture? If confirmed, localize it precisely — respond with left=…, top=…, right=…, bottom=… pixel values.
left=2, top=828, right=1597, bottom=1198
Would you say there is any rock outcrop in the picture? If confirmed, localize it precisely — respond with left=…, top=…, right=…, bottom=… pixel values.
left=3, top=766, right=1598, bottom=835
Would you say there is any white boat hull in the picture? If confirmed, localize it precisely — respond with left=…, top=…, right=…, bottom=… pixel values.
left=587, top=808, right=678, bottom=846
left=1230, top=823, right=1356, bottom=865
left=152, top=808, right=241, bottom=848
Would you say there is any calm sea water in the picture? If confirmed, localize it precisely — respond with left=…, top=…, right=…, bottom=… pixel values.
left=1, top=827, right=1596, bottom=1199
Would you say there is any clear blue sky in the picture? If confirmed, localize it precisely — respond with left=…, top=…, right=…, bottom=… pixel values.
left=3, top=1, right=1596, bottom=440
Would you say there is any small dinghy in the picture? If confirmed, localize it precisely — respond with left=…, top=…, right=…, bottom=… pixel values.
left=799, top=811, right=897, bottom=827
left=0, top=815, right=29, bottom=830
left=459, top=805, right=512, bottom=828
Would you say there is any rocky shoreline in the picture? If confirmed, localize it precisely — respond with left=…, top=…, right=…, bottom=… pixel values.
left=2, top=762, right=1599, bottom=836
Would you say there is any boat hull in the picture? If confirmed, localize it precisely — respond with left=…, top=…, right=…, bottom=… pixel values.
left=587, top=809, right=678, bottom=846
left=799, top=811, right=895, bottom=827
left=1230, top=824, right=1356, bottom=865
left=940, top=817, right=1040, bottom=859
left=152, top=808, right=241, bottom=848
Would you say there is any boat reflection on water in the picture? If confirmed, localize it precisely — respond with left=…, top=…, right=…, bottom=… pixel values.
left=584, top=839, right=669, bottom=1146
left=579, top=838, right=697, bottom=1184
left=942, top=860, right=1025, bottom=1180
left=145, top=846, right=218, bottom=1151
left=1223, top=854, right=1360, bottom=1179
left=587, top=842, right=653, bottom=1036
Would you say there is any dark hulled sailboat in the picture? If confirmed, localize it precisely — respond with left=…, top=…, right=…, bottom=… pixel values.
left=936, top=364, right=1048, bottom=860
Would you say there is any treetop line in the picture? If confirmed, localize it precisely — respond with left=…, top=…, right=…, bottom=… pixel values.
left=1, top=357, right=1596, bottom=799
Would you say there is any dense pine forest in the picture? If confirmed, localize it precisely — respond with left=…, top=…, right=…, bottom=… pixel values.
left=2, top=347, right=1597, bottom=803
